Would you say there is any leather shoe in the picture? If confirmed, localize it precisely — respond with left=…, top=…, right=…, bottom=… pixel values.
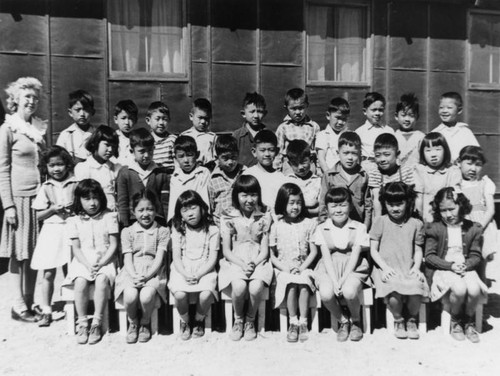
left=11, top=308, right=37, bottom=323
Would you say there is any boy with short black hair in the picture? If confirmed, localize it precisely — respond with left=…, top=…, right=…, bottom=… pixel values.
left=319, top=131, right=370, bottom=227
left=317, top=97, right=350, bottom=173
left=243, top=129, right=288, bottom=209
left=182, top=98, right=217, bottom=169
left=394, top=93, right=424, bottom=169
left=286, top=140, right=321, bottom=217
left=431, top=91, right=479, bottom=162
left=232, top=92, right=268, bottom=167
left=368, top=133, right=413, bottom=218
left=167, top=135, right=210, bottom=221
left=208, top=134, right=245, bottom=225
left=114, top=99, right=139, bottom=166
left=355, top=92, right=394, bottom=172
left=146, top=101, right=177, bottom=171
left=57, top=89, right=96, bottom=162
left=275, top=88, right=320, bottom=172
left=116, top=127, right=170, bottom=227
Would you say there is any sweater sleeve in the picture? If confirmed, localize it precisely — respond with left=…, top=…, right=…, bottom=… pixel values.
left=159, top=173, right=170, bottom=224
left=424, top=223, right=453, bottom=271
left=116, top=168, right=130, bottom=227
left=464, top=222, right=483, bottom=271
left=0, top=125, right=14, bottom=209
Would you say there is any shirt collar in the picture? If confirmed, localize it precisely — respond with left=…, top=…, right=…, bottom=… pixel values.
left=152, top=132, right=171, bottom=142
left=67, top=123, right=95, bottom=134
left=211, top=164, right=245, bottom=179
left=87, top=155, right=112, bottom=169
left=132, top=221, right=158, bottom=234
left=323, top=218, right=357, bottom=230
left=423, top=165, right=448, bottom=175
left=128, top=160, right=158, bottom=175
left=46, top=174, right=78, bottom=188
left=328, top=161, right=365, bottom=176
left=283, top=114, right=314, bottom=127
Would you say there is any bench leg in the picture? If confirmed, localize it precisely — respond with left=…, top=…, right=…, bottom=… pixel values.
left=65, top=302, right=75, bottom=335
left=151, top=308, right=159, bottom=335
left=386, top=307, right=394, bottom=333
left=419, top=304, right=427, bottom=333
left=441, top=303, right=451, bottom=334
left=310, top=307, right=319, bottom=333
left=118, top=309, right=128, bottom=336
left=331, top=313, right=339, bottom=333
left=279, top=308, right=287, bottom=332
left=172, top=305, right=180, bottom=335
left=102, top=301, right=109, bottom=333
left=225, top=301, right=233, bottom=333
left=363, top=305, right=371, bottom=334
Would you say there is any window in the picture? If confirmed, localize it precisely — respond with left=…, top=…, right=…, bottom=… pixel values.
left=108, top=0, right=187, bottom=79
left=307, top=3, right=369, bottom=85
left=469, top=11, right=500, bottom=89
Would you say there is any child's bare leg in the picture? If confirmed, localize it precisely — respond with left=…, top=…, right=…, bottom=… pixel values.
left=123, top=287, right=139, bottom=323
left=247, top=280, right=264, bottom=321
left=196, top=290, right=214, bottom=318
left=387, top=293, right=404, bottom=320
left=286, top=285, right=298, bottom=318
left=298, top=285, right=310, bottom=320
left=231, top=280, right=248, bottom=321
left=174, top=291, right=189, bottom=322
left=407, top=295, right=422, bottom=317
left=464, top=279, right=481, bottom=317
left=74, top=277, right=89, bottom=320
left=41, top=269, right=56, bottom=313
left=449, top=280, right=467, bottom=316
left=93, top=274, right=109, bottom=325
left=318, top=280, right=344, bottom=321
left=139, top=287, right=157, bottom=324
left=342, top=277, right=362, bottom=322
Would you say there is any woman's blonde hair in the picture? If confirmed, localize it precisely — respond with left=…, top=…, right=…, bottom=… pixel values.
left=5, top=77, right=42, bottom=114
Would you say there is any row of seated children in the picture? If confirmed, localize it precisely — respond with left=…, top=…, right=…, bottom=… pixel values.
left=33, top=122, right=491, bottom=345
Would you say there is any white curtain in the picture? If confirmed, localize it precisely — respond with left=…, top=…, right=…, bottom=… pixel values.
left=109, top=0, right=184, bottom=74
left=308, top=5, right=365, bottom=82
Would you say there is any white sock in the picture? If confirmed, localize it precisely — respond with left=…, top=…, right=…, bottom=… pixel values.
left=42, top=305, right=52, bottom=314
left=298, top=317, right=307, bottom=325
left=195, top=312, right=205, bottom=322
left=289, top=315, right=299, bottom=325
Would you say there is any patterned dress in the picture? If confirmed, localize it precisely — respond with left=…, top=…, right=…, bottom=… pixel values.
left=270, top=217, right=317, bottom=308
left=114, top=222, right=169, bottom=302
left=218, top=207, right=273, bottom=290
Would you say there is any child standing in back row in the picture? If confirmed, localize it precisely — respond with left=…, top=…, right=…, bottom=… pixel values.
left=232, top=92, right=268, bottom=168
left=57, top=90, right=96, bottom=163
left=316, top=97, right=350, bottom=174
left=182, top=98, right=217, bottom=169
left=275, top=88, right=320, bottom=173
left=355, top=92, right=394, bottom=172
left=394, top=93, right=425, bottom=170
left=113, top=99, right=138, bottom=167
left=147, top=101, right=177, bottom=171
left=431, top=92, right=479, bottom=163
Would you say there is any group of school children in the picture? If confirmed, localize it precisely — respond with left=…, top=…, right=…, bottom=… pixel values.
left=0, top=77, right=495, bottom=347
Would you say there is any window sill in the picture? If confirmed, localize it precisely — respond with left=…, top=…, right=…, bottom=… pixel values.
left=109, top=72, right=189, bottom=82
left=469, top=83, right=500, bottom=91
left=307, top=81, right=371, bottom=88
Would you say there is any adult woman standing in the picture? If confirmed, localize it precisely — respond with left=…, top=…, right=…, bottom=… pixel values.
left=0, top=77, right=47, bottom=322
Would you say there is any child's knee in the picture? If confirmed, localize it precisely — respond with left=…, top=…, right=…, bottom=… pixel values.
left=43, top=269, right=56, bottom=281
left=199, top=290, right=213, bottom=304
left=74, top=278, right=88, bottom=293
left=231, top=280, right=248, bottom=297
left=249, top=280, right=264, bottom=296
left=123, top=288, right=139, bottom=304
left=450, top=281, right=467, bottom=298
left=342, top=282, right=361, bottom=300
left=94, top=275, right=110, bottom=291
left=139, top=287, right=156, bottom=304
left=318, top=282, right=334, bottom=301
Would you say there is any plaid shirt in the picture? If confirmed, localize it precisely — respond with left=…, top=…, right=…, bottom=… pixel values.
left=275, top=115, right=320, bottom=156
left=152, top=132, right=177, bottom=171
left=208, top=164, right=245, bottom=225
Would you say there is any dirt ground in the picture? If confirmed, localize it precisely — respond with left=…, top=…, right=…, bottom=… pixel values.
left=1, top=256, right=499, bottom=376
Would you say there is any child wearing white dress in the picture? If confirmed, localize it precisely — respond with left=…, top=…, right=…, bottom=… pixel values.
left=315, top=187, right=370, bottom=342
left=31, top=146, right=78, bottom=327
left=168, top=190, right=219, bottom=341
left=114, top=190, right=168, bottom=344
left=458, top=146, right=497, bottom=261
left=64, top=179, right=118, bottom=345
left=219, top=175, right=273, bottom=341
left=74, top=125, right=121, bottom=211
left=270, top=183, right=317, bottom=343
left=425, top=187, right=487, bottom=343
left=370, top=182, right=429, bottom=340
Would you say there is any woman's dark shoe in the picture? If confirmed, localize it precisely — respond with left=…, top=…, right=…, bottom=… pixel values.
left=11, top=308, right=37, bottom=323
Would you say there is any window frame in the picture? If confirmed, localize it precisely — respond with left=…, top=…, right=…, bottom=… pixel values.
left=305, top=0, right=372, bottom=87
left=106, top=0, right=190, bottom=82
left=468, top=8, right=500, bottom=91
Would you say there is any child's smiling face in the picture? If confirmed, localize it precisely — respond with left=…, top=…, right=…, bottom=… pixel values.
left=395, top=109, right=417, bottom=132
left=147, top=110, right=169, bottom=137
left=252, top=142, right=276, bottom=169
left=327, top=200, right=350, bottom=226
left=374, top=147, right=398, bottom=172
left=241, top=103, right=266, bottom=129
left=439, top=98, right=461, bottom=125
left=134, top=199, right=156, bottom=228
